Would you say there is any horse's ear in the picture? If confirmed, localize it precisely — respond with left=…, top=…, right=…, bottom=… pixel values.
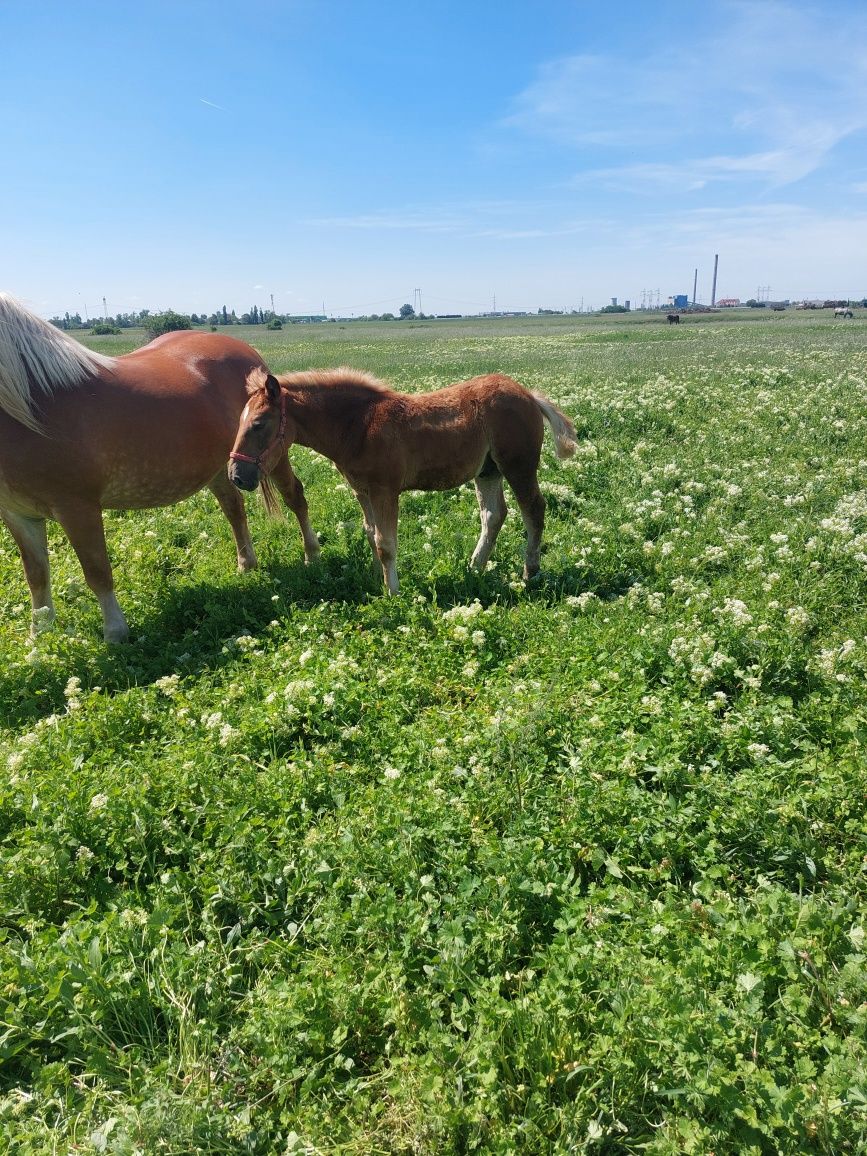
left=265, top=374, right=281, bottom=404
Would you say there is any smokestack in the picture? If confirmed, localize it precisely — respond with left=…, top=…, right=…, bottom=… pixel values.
left=711, top=254, right=719, bottom=307
left=692, top=268, right=698, bottom=305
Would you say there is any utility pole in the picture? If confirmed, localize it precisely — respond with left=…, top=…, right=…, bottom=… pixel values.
left=270, top=293, right=275, bottom=316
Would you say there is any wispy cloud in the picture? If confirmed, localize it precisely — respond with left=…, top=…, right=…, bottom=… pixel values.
left=505, top=2, right=867, bottom=192
left=307, top=211, right=461, bottom=233
left=307, top=204, right=610, bottom=242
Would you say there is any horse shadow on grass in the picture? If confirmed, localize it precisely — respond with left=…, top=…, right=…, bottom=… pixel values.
left=0, top=533, right=638, bottom=730
left=0, top=550, right=381, bottom=730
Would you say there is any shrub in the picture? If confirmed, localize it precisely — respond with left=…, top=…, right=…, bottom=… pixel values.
left=146, top=310, right=193, bottom=338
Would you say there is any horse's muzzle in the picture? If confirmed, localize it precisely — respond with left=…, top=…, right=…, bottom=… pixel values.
left=228, top=460, right=260, bottom=491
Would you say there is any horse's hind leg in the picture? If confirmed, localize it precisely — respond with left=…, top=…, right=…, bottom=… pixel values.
left=499, top=462, right=546, bottom=579
left=54, top=502, right=129, bottom=642
left=470, top=469, right=507, bottom=571
left=209, top=471, right=258, bottom=571
left=1, top=511, right=56, bottom=635
left=267, top=456, right=321, bottom=563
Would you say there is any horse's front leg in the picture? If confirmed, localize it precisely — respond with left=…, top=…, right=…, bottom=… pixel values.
left=267, top=456, right=321, bottom=563
left=55, top=501, right=129, bottom=642
left=1, top=510, right=56, bottom=635
left=209, top=470, right=258, bottom=571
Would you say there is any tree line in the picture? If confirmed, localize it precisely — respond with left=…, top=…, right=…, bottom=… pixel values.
left=49, top=302, right=429, bottom=335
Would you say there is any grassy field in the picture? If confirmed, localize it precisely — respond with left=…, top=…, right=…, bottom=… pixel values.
left=1, top=311, right=865, bottom=1153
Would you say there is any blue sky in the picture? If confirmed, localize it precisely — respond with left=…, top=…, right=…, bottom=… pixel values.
left=2, top=1, right=866, bottom=318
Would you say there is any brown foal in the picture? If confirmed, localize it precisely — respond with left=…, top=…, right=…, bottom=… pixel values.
left=229, top=367, right=576, bottom=593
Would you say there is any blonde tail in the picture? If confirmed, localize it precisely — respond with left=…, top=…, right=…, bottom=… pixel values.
left=533, top=392, right=577, bottom=459
left=259, top=474, right=284, bottom=519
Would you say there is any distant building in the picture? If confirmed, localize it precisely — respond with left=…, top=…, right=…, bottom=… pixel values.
left=672, top=294, right=688, bottom=309
left=717, top=298, right=740, bottom=308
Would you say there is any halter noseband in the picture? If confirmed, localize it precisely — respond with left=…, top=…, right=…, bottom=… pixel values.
left=229, top=388, right=287, bottom=470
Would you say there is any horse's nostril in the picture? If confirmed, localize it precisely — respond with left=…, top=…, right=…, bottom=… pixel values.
left=229, top=465, right=258, bottom=491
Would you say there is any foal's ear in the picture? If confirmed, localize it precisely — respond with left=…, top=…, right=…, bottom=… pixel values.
left=264, top=374, right=281, bottom=404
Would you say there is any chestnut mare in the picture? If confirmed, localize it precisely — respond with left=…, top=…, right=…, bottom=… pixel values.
left=0, top=294, right=319, bottom=641
left=229, top=367, right=577, bottom=593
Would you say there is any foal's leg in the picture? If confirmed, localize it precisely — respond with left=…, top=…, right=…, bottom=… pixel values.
left=267, top=456, right=321, bottom=563
left=368, top=490, right=401, bottom=594
left=354, top=491, right=378, bottom=556
left=499, top=462, right=546, bottom=579
left=470, top=472, right=507, bottom=571
left=54, top=501, right=129, bottom=642
left=1, top=511, right=56, bottom=634
left=209, top=471, right=258, bottom=571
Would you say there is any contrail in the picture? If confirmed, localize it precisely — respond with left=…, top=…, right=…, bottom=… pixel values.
left=199, top=98, right=227, bottom=111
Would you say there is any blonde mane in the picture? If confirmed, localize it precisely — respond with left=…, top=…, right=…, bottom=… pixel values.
left=0, top=292, right=117, bottom=431
left=277, top=367, right=388, bottom=393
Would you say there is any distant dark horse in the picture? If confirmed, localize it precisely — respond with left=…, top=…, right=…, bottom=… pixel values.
left=667, top=313, right=680, bottom=325
left=0, top=293, right=319, bottom=641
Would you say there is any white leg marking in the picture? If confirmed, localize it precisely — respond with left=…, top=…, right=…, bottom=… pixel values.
left=470, top=475, right=507, bottom=571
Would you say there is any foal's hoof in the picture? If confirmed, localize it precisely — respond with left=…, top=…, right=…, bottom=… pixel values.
left=30, top=606, right=56, bottom=637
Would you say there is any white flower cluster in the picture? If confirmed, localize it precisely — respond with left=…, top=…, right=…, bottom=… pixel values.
left=712, top=598, right=753, bottom=628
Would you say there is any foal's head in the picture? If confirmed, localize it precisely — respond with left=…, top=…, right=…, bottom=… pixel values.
left=228, top=368, right=291, bottom=490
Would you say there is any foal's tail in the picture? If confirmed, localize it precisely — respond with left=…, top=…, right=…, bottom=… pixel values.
left=532, top=392, right=577, bottom=460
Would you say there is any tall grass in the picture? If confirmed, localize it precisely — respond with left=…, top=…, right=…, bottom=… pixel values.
left=1, top=312, right=865, bottom=1153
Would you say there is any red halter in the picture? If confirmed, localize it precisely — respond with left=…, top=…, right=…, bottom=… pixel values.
left=229, top=389, right=287, bottom=470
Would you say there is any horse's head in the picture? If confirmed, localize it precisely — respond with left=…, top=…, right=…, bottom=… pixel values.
left=228, top=368, right=292, bottom=489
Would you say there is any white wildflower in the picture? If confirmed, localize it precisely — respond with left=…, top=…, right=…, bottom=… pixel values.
left=786, top=607, right=810, bottom=630
left=154, top=674, right=180, bottom=697
left=713, top=598, right=753, bottom=627
left=218, top=723, right=238, bottom=746
left=442, top=600, right=483, bottom=623
left=64, top=676, right=83, bottom=711
left=566, top=592, right=598, bottom=611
